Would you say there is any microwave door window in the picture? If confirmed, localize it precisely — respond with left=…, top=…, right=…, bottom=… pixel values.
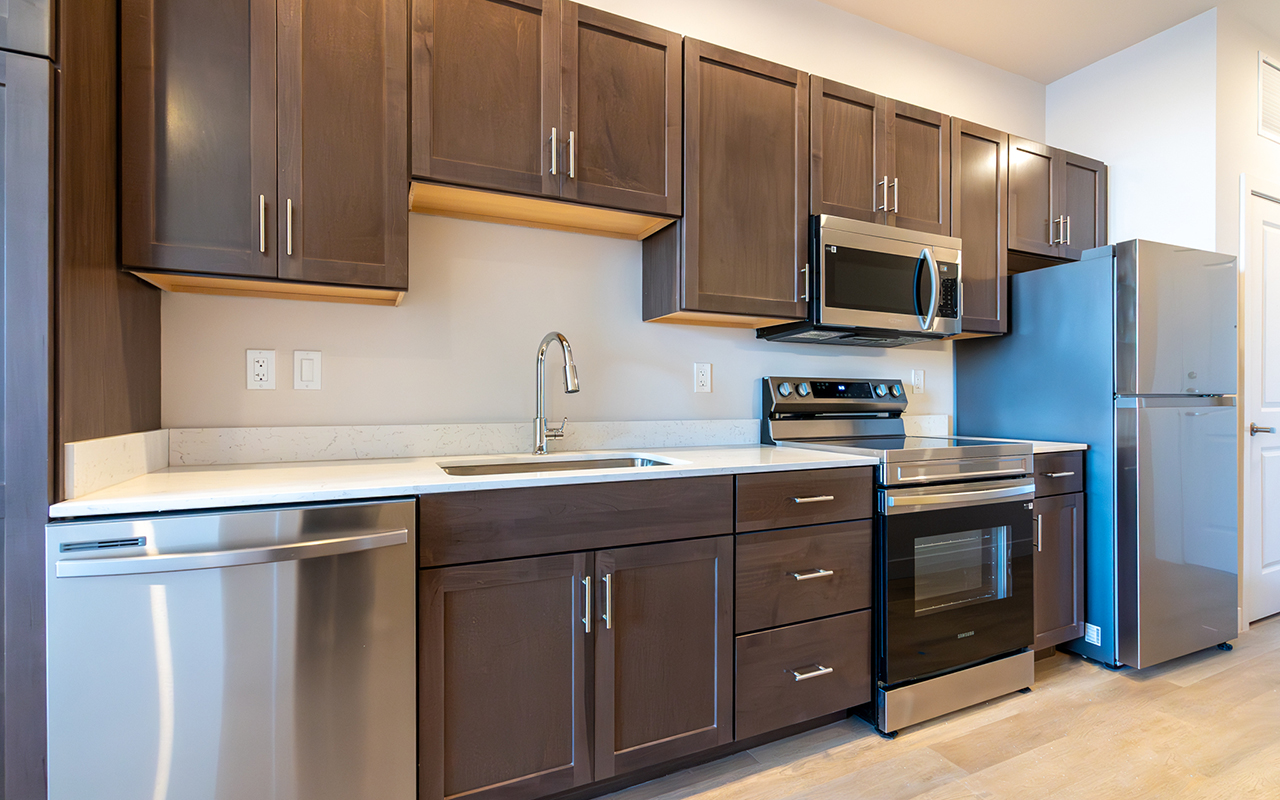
left=825, top=247, right=924, bottom=316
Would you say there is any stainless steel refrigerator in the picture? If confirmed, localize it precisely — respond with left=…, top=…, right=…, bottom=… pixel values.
left=956, top=240, right=1238, bottom=669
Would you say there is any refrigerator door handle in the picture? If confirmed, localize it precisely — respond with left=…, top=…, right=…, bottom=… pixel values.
left=56, top=529, right=409, bottom=578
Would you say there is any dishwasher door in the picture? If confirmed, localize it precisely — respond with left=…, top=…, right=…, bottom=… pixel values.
left=46, top=500, right=417, bottom=800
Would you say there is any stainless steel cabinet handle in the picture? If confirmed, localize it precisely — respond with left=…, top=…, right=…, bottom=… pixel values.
left=877, top=177, right=888, bottom=212
left=259, top=194, right=266, bottom=253
left=1042, top=471, right=1076, bottom=478
left=1252, top=423, right=1277, bottom=436
left=791, top=664, right=834, bottom=682
left=582, top=575, right=591, bottom=633
left=892, top=178, right=899, bottom=213
left=56, top=529, right=409, bottom=578
left=603, top=572, right=613, bottom=630
left=1065, top=215, right=1071, bottom=246
left=568, top=130, right=575, bottom=179
left=286, top=198, right=293, bottom=256
left=549, top=127, right=558, bottom=176
left=800, top=263, right=809, bottom=302
left=791, top=568, right=834, bottom=581
left=1035, top=514, right=1043, bottom=552
left=792, top=495, right=835, bottom=504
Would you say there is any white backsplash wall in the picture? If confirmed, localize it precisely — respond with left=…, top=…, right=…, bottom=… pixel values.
left=162, top=215, right=955, bottom=428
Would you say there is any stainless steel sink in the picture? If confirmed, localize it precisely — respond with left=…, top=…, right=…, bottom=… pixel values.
left=438, top=454, right=676, bottom=477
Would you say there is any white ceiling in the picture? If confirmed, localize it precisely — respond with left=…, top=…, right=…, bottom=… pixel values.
left=815, top=0, right=1219, bottom=83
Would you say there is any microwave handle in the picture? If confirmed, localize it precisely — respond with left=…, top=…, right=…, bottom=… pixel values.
left=918, top=248, right=939, bottom=332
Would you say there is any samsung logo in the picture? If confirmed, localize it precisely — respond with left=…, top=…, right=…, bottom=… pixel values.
left=957, top=631, right=975, bottom=639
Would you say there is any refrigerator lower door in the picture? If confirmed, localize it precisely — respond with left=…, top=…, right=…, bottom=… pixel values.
left=1116, top=397, right=1238, bottom=668
left=46, top=501, right=417, bottom=800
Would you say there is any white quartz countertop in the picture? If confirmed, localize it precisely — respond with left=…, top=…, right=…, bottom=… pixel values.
left=49, top=445, right=880, bottom=519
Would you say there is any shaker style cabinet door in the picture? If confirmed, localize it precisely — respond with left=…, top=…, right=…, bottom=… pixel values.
left=1033, top=492, right=1085, bottom=650
left=412, top=0, right=560, bottom=198
left=420, top=554, right=592, bottom=800
left=559, top=3, right=681, bottom=215
left=1056, top=149, right=1107, bottom=261
left=277, top=0, right=409, bottom=288
left=810, top=76, right=884, bottom=223
left=1008, top=136, right=1058, bottom=258
left=593, top=537, right=733, bottom=779
left=1, top=0, right=54, bottom=59
left=121, top=0, right=278, bottom=278
left=883, top=99, right=950, bottom=235
left=950, top=119, right=1008, bottom=334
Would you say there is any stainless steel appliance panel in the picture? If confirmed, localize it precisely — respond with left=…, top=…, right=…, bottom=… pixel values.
left=47, top=500, right=417, bottom=800
left=1115, top=397, right=1238, bottom=667
left=1115, top=240, right=1238, bottom=396
left=876, top=650, right=1033, bottom=734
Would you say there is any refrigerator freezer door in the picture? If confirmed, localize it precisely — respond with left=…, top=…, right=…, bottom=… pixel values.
left=1116, top=397, right=1238, bottom=668
left=1115, top=240, right=1238, bottom=396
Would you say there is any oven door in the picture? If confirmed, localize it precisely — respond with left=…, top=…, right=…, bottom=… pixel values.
left=817, top=221, right=960, bottom=336
left=878, top=478, right=1034, bottom=686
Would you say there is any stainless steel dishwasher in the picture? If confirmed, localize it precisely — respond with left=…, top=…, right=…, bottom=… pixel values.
left=46, top=499, right=417, bottom=800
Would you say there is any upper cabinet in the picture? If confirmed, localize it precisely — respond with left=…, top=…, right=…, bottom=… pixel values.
left=1, top=0, right=53, bottom=58
left=642, top=39, right=808, bottom=327
left=121, top=0, right=409, bottom=304
left=1009, top=136, right=1107, bottom=266
left=951, top=119, right=1008, bottom=335
left=883, top=100, right=950, bottom=235
left=412, top=0, right=681, bottom=217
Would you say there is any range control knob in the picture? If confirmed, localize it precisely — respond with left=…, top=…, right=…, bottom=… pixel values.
left=875, top=384, right=888, bottom=397
left=797, top=382, right=811, bottom=397
left=890, top=384, right=903, bottom=398
left=778, top=382, right=793, bottom=397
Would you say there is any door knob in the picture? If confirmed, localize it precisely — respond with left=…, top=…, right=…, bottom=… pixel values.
left=1251, top=423, right=1276, bottom=436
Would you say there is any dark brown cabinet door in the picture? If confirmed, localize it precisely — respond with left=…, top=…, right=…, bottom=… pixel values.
left=1056, top=150, right=1107, bottom=261
left=412, top=0, right=559, bottom=197
left=810, top=77, right=883, bottom=223
left=594, top=536, right=733, bottom=779
left=121, top=0, right=277, bottom=278
left=420, top=554, right=591, bottom=800
left=884, top=99, right=949, bottom=235
left=559, top=3, right=681, bottom=216
left=679, top=39, right=808, bottom=321
left=1034, top=492, right=1085, bottom=650
left=950, top=119, right=1008, bottom=334
left=1008, top=136, right=1057, bottom=258
left=278, top=0, right=408, bottom=288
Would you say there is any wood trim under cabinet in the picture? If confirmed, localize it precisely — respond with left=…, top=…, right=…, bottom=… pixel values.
left=129, top=270, right=406, bottom=306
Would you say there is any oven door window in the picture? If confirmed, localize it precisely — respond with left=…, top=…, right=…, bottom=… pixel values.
left=913, top=526, right=1011, bottom=617
left=824, top=246, right=929, bottom=317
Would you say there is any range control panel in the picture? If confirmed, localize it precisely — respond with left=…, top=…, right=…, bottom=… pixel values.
left=764, top=377, right=908, bottom=416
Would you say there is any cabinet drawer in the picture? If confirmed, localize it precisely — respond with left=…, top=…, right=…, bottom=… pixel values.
left=735, top=521, right=871, bottom=633
left=1034, top=452, right=1084, bottom=497
left=736, top=468, right=872, bottom=532
left=735, top=611, right=871, bottom=740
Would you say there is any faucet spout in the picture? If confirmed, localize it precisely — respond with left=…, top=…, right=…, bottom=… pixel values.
left=535, top=332, right=579, bottom=455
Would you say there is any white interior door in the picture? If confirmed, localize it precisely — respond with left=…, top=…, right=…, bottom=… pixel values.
left=1242, top=179, right=1280, bottom=622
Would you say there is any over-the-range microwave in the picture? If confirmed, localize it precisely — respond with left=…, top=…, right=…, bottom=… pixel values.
left=759, top=215, right=962, bottom=347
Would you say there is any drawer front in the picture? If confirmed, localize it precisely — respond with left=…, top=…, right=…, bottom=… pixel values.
left=419, top=476, right=733, bottom=567
left=736, top=467, right=873, bottom=532
left=735, top=521, right=872, bottom=633
left=735, top=611, right=871, bottom=740
left=1034, top=451, right=1084, bottom=497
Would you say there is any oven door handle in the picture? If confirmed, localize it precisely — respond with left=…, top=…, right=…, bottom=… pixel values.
left=882, top=482, right=1034, bottom=515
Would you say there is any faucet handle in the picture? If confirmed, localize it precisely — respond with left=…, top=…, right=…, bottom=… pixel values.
left=546, top=416, right=569, bottom=439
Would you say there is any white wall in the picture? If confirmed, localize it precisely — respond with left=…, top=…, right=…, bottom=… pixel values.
left=161, top=0, right=1047, bottom=429
left=1045, top=10, right=1218, bottom=250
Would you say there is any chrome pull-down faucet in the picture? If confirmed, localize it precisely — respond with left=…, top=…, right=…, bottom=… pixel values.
left=534, top=331, right=579, bottom=455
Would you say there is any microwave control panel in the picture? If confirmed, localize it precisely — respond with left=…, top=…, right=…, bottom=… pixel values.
left=939, top=277, right=958, bottom=319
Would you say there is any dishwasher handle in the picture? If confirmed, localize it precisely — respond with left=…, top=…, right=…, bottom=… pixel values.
left=56, top=528, right=410, bottom=578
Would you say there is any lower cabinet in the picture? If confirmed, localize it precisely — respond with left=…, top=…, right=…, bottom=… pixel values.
left=419, top=537, right=733, bottom=800
left=1033, top=491, right=1085, bottom=650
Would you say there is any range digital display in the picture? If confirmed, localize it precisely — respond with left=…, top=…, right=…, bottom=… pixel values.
left=811, top=381, right=873, bottom=399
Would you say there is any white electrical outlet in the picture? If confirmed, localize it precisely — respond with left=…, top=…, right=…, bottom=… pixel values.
left=293, top=350, right=322, bottom=390
left=247, top=349, right=276, bottom=390
left=1084, top=623, right=1102, bottom=646
left=911, top=369, right=925, bottom=394
left=694, top=363, right=712, bottom=393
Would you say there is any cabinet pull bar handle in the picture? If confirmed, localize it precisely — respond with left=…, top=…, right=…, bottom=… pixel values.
left=792, top=664, right=834, bottom=682
left=1042, top=471, right=1076, bottom=478
left=568, top=130, right=575, bottom=179
left=877, top=177, right=888, bottom=212
left=800, top=263, right=809, bottom=302
left=1065, top=215, right=1071, bottom=246
left=892, top=178, right=899, bottom=213
left=1035, top=514, right=1043, bottom=552
left=549, top=127, right=557, bottom=176
left=286, top=199, right=293, bottom=256
left=792, top=495, right=835, bottom=504
left=791, top=568, right=834, bottom=581
left=582, top=575, right=591, bottom=633
left=1051, top=216, right=1059, bottom=245
left=603, top=572, right=612, bottom=630
left=259, top=195, right=266, bottom=253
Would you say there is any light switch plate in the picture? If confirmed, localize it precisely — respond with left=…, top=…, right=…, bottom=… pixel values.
left=247, top=349, right=275, bottom=390
left=294, top=351, right=322, bottom=390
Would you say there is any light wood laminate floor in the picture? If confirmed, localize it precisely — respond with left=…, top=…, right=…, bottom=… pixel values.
left=602, top=616, right=1280, bottom=800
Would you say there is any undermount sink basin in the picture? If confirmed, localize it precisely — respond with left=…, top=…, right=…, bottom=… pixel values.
left=438, top=453, right=677, bottom=477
